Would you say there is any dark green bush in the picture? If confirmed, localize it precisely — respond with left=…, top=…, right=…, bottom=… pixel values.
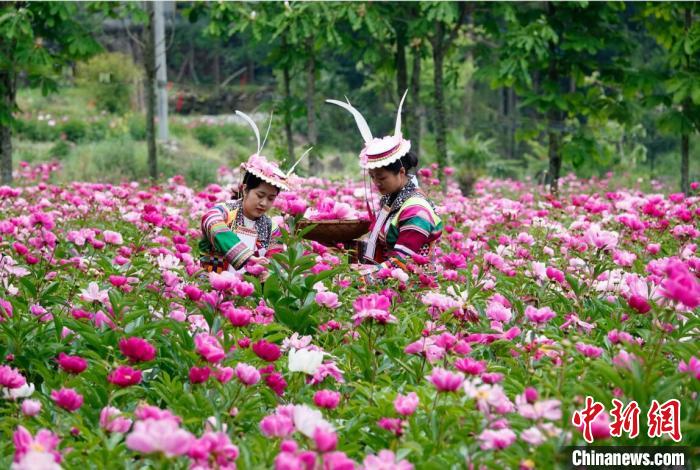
left=15, top=119, right=61, bottom=141
left=193, top=124, right=220, bottom=148
left=61, top=119, right=88, bottom=142
left=48, top=140, right=72, bottom=159
left=128, top=114, right=146, bottom=140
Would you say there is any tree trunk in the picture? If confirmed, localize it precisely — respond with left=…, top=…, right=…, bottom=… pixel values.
left=395, top=21, right=407, bottom=99
left=409, top=46, right=421, bottom=160
left=463, top=5, right=475, bottom=137
left=212, top=50, right=221, bottom=88
left=144, top=2, right=157, bottom=180
left=681, top=7, right=692, bottom=195
left=545, top=2, right=561, bottom=194
left=306, top=36, right=319, bottom=173
left=282, top=36, right=294, bottom=166
left=681, top=133, right=689, bottom=195
left=0, top=68, right=15, bottom=185
left=432, top=24, right=447, bottom=172
left=189, top=41, right=199, bottom=84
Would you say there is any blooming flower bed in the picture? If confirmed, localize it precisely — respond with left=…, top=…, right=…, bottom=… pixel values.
left=0, top=164, right=698, bottom=469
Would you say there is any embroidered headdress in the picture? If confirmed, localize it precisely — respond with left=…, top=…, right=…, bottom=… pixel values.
left=326, top=90, right=410, bottom=169
left=235, top=110, right=309, bottom=191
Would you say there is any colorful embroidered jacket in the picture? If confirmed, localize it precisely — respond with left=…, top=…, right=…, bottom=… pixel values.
left=362, top=182, right=443, bottom=274
left=199, top=200, right=283, bottom=272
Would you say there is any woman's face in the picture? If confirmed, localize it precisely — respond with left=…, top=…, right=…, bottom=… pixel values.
left=242, top=182, right=279, bottom=219
left=368, top=167, right=406, bottom=195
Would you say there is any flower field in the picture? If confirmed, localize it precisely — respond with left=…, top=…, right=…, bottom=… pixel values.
left=1, top=163, right=698, bottom=469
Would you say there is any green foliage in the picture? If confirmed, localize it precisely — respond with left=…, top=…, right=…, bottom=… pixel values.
left=127, top=113, right=146, bottom=141
left=76, top=52, right=141, bottom=115
left=61, top=119, right=88, bottom=142
left=48, top=140, right=72, bottom=160
left=192, top=124, right=220, bottom=148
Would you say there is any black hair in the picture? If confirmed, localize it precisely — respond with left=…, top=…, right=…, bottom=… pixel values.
left=383, top=151, right=419, bottom=175
left=233, top=171, right=280, bottom=198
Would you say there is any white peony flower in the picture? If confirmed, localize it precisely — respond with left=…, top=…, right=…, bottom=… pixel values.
left=288, top=348, right=324, bottom=375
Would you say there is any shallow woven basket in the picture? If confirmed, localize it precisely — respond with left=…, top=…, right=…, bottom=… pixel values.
left=297, top=219, right=371, bottom=245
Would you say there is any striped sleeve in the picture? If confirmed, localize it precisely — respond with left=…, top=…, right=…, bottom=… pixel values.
left=384, top=199, right=441, bottom=264
left=201, top=204, right=253, bottom=269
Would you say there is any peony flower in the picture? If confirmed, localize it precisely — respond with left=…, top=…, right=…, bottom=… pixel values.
left=108, top=365, right=143, bottom=387
left=659, top=259, right=700, bottom=309
left=125, top=418, right=195, bottom=457
left=57, top=353, right=88, bottom=374
left=362, top=450, right=414, bottom=470
left=100, top=406, right=133, bottom=433
left=315, top=291, right=340, bottom=309
left=0, top=365, right=26, bottom=389
left=102, top=230, right=123, bottom=245
left=678, top=356, right=700, bottom=380
left=524, top=305, right=556, bottom=325
left=119, top=337, right=157, bottom=363
left=12, top=426, right=61, bottom=466
left=50, top=388, right=83, bottom=412
left=189, top=366, right=211, bottom=384
left=391, top=393, right=417, bottom=419
left=187, top=431, right=239, bottom=468
left=292, top=404, right=333, bottom=439
left=313, top=390, right=341, bottom=410
left=288, top=348, right=324, bottom=375
left=260, top=414, right=295, bottom=438
left=21, top=399, right=42, bottom=417
left=194, top=333, right=226, bottom=363
left=80, top=282, right=109, bottom=303
left=478, top=428, right=517, bottom=450
left=352, top=293, right=396, bottom=326
left=234, top=363, right=261, bottom=386
left=252, top=339, right=282, bottom=362
left=427, top=368, right=464, bottom=392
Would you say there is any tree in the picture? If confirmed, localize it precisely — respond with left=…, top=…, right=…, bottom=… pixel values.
left=0, top=2, right=101, bottom=184
left=481, top=2, right=632, bottom=193
left=641, top=3, right=700, bottom=195
left=420, top=2, right=468, bottom=172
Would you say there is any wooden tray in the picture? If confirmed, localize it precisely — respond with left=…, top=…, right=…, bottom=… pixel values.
left=297, top=219, right=370, bottom=245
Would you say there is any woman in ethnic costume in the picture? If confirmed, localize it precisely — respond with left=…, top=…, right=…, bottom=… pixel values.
left=199, top=111, right=305, bottom=274
left=326, top=91, right=443, bottom=278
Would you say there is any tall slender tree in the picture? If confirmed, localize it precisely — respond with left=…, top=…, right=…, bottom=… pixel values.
left=0, top=2, right=101, bottom=184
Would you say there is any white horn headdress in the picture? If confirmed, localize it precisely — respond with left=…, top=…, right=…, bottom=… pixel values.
left=326, top=89, right=411, bottom=169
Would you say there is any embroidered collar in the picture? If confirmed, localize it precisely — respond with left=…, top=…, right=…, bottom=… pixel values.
left=225, top=200, right=273, bottom=248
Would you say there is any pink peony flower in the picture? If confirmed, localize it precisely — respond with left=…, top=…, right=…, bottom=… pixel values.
left=362, top=450, right=414, bottom=470
left=102, top=230, right=123, bottom=244
left=313, top=425, right=338, bottom=453
left=478, top=428, right=517, bottom=450
left=0, top=365, right=26, bottom=389
left=427, top=368, right=464, bottom=392
left=524, top=305, right=556, bottom=324
left=454, top=357, right=487, bottom=375
left=125, top=418, right=195, bottom=457
left=108, top=365, right=143, bottom=387
left=315, top=291, right=341, bottom=309
left=195, top=333, right=226, bottom=363
left=252, top=339, right=282, bottom=362
left=659, top=259, right=700, bottom=308
left=235, top=362, right=261, bottom=386
left=100, top=406, right=133, bottom=433
left=314, top=390, right=341, bottom=409
left=575, top=342, right=604, bottom=359
left=57, top=352, right=88, bottom=374
left=21, top=399, right=42, bottom=417
left=678, top=356, right=700, bottom=380
left=352, top=293, right=396, bottom=326
left=394, top=392, right=419, bottom=416
left=51, top=388, right=83, bottom=412
left=119, top=337, right=156, bottom=363
left=13, top=425, right=61, bottom=465
left=188, top=431, right=239, bottom=468
left=260, top=413, right=295, bottom=438
left=189, top=366, right=211, bottom=384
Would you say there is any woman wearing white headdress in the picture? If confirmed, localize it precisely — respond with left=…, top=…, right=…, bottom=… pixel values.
left=327, top=91, right=443, bottom=279
left=199, top=111, right=309, bottom=274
